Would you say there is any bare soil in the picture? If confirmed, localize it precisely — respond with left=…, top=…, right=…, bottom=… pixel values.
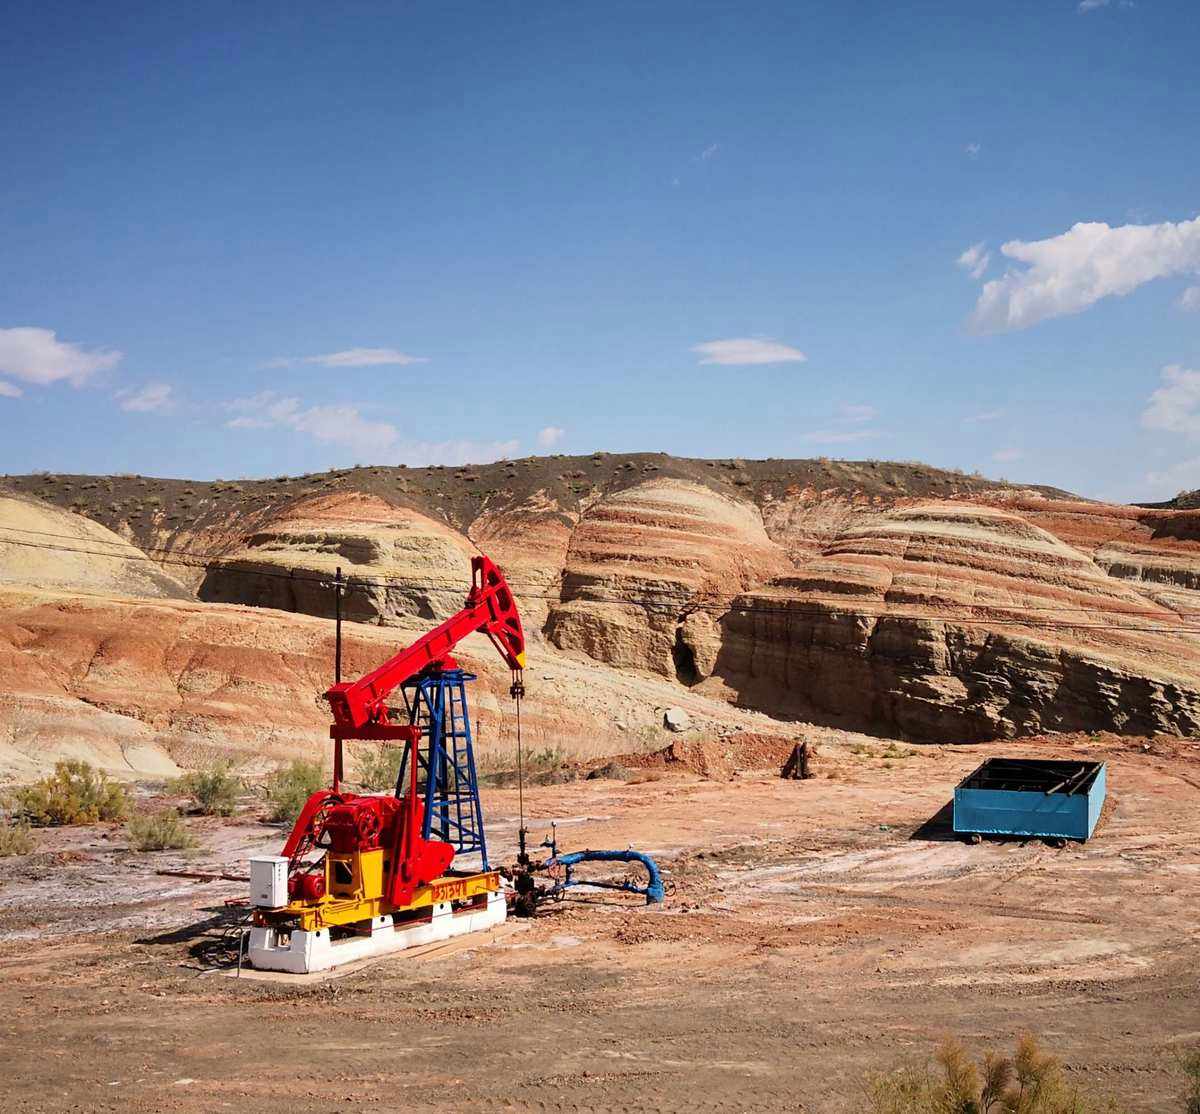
left=1, top=732, right=1197, bottom=1112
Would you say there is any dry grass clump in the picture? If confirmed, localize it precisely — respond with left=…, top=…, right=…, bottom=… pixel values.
left=10, top=761, right=130, bottom=826
left=264, top=760, right=326, bottom=824
left=0, top=818, right=35, bottom=856
left=477, top=744, right=564, bottom=775
left=355, top=745, right=404, bottom=792
left=864, top=1035, right=1121, bottom=1114
left=174, top=762, right=241, bottom=816
left=1180, top=1048, right=1200, bottom=1114
left=127, top=809, right=194, bottom=851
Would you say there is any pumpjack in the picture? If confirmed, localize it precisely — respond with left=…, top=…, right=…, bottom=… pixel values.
left=247, top=555, right=525, bottom=973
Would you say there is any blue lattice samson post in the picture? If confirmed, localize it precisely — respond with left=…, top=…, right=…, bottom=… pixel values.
left=396, top=668, right=489, bottom=868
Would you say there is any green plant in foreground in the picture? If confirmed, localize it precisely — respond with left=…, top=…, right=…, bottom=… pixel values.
left=0, top=819, right=36, bottom=856
left=864, top=1035, right=1122, bottom=1114
left=174, top=762, right=241, bottom=816
left=355, top=744, right=404, bottom=792
left=264, top=760, right=326, bottom=824
left=1180, top=1048, right=1200, bottom=1114
left=11, top=760, right=130, bottom=826
left=127, top=809, right=194, bottom=851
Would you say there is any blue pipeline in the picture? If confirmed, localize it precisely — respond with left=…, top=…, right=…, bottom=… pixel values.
left=549, top=849, right=665, bottom=904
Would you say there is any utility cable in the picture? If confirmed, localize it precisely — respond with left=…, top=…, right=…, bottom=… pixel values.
left=0, top=518, right=1194, bottom=618
left=0, top=519, right=1191, bottom=618
left=2, top=527, right=1200, bottom=636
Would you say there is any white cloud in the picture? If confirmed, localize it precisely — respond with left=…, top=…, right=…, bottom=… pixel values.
left=0, top=380, right=23, bottom=398
left=537, top=425, right=565, bottom=449
left=1078, top=0, right=1109, bottom=11
left=968, top=214, right=1200, bottom=333
left=802, top=428, right=880, bottom=445
left=964, top=142, right=981, bottom=158
left=305, top=347, right=427, bottom=368
left=117, top=382, right=174, bottom=413
left=1177, top=286, right=1200, bottom=313
left=1144, top=456, right=1200, bottom=499
left=0, top=326, right=122, bottom=386
left=225, top=393, right=393, bottom=455
left=803, top=402, right=883, bottom=444
left=957, top=242, right=991, bottom=281
left=263, top=347, right=428, bottom=369
left=1141, top=365, right=1200, bottom=436
left=839, top=404, right=877, bottom=424
left=692, top=338, right=807, bottom=366
left=404, top=438, right=521, bottom=467
left=992, top=448, right=1023, bottom=463
left=699, top=143, right=719, bottom=161
left=224, top=391, right=517, bottom=465
left=962, top=408, right=1005, bottom=425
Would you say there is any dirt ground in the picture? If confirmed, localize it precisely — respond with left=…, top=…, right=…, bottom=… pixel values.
left=1, top=733, right=1198, bottom=1113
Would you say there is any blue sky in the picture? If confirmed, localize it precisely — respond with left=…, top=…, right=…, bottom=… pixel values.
left=2, top=0, right=1198, bottom=500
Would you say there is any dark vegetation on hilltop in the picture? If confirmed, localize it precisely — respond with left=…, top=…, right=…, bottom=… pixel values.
left=1144, top=488, right=1200, bottom=511
left=1, top=453, right=1074, bottom=556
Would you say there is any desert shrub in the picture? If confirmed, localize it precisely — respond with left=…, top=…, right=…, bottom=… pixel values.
left=174, top=762, right=241, bottom=816
left=477, top=744, right=563, bottom=774
left=1180, top=1048, right=1200, bottom=1114
left=11, top=761, right=130, bottom=826
left=864, top=1035, right=1121, bottom=1114
left=355, top=745, right=404, bottom=792
left=127, top=809, right=194, bottom=851
left=0, top=819, right=35, bottom=856
left=264, top=760, right=326, bottom=824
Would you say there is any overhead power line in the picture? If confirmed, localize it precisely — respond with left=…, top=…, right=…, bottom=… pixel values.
left=0, top=520, right=1190, bottom=617
left=2, top=526, right=1200, bottom=637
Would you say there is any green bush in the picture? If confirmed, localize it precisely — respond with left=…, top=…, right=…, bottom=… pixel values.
left=355, top=745, right=404, bottom=792
left=0, top=819, right=35, bottom=856
left=11, top=761, right=130, bottom=826
left=127, top=809, right=194, bottom=851
left=174, top=762, right=241, bottom=816
left=865, top=1035, right=1121, bottom=1114
left=264, top=760, right=326, bottom=824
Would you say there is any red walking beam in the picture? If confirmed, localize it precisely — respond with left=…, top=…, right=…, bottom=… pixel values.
left=324, top=555, right=525, bottom=732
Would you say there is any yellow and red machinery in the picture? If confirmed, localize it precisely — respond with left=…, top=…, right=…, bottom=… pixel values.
left=247, top=555, right=525, bottom=973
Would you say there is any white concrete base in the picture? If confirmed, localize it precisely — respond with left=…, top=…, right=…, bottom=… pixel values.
left=247, top=890, right=507, bottom=974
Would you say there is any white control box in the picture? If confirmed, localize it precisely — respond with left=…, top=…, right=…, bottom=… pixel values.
left=249, top=856, right=289, bottom=908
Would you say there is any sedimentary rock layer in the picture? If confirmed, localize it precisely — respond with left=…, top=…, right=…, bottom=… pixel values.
left=714, top=500, right=1200, bottom=740
left=198, top=493, right=477, bottom=623
left=5, top=460, right=1200, bottom=747
left=545, top=479, right=790, bottom=680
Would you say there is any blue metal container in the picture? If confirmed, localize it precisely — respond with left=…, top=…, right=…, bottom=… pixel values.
left=953, top=758, right=1106, bottom=841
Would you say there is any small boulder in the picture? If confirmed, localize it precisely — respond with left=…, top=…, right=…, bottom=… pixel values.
left=663, top=707, right=691, bottom=733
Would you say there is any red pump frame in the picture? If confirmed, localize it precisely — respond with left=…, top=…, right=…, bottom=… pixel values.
left=325, top=554, right=525, bottom=733
left=279, top=554, right=525, bottom=909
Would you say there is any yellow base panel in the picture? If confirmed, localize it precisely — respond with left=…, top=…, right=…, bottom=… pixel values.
left=260, top=851, right=502, bottom=932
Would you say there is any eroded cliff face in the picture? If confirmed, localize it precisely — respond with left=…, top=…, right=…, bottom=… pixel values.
left=544, top=479, right=791, bottom=680
left=5, top=459, right=1200, bottom=749
left=711, top=500, right=1200, bottom=740
left=0, top=585, right=775, bottom=778
left=0, top=495, right=189, bottom=601
left=469, top=490, right=575, bottom=633
left=198, top=493, right=476, bottom=623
